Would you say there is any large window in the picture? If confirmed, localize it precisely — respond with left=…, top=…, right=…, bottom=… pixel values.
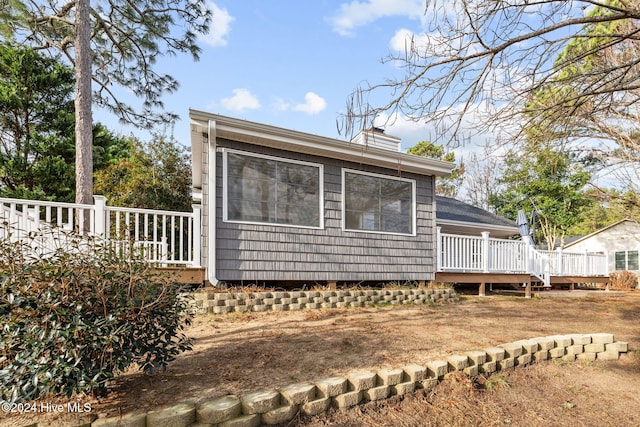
left=615, top=250, right=639, bottom=270
left=343, top=170, right=415, bottom=235
left=224, top=150, right=322, bottom=228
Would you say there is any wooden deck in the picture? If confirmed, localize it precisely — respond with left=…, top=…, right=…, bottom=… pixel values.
left=435, top=271, right=610, bottom=298
left=1, top=197, right=610, bottom=291
left=436, top=231, right=609, bottom=297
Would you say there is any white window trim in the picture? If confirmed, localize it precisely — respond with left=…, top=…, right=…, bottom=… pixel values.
left=341, top=168, right=417, bottom=236
left=222, top=148, right=324, bottom=229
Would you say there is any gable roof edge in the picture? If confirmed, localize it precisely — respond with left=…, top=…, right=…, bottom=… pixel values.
left=189, top=110, right=455, bottom=177
left=564, top=218, right=636, bottom=248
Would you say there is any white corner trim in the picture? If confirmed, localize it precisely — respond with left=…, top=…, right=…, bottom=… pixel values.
left=208, top=119, right=218, bottom=285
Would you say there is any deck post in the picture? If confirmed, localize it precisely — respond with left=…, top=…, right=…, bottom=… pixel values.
left=479, top=282, right=486, bottom=297
left=436, top=227, right=442, bottom=271
left=482, top=232, right=490, bottom=273
left=525, top=278, right=532, bottom=298
left=192, top=203, right=202, bottom=267
left=93, top=195, right=107, bottom=236
left=556, top=247, right=563, bottom=276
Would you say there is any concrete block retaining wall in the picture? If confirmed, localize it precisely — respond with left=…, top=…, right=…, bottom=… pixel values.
left=90, top=333, right=629, bottom=427
left=191, top=288, right=458, bottom=314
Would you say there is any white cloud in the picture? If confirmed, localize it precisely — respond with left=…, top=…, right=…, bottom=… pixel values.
left=374, top=105, right=506, bottom=156
left=221, top=89, right=261, bottom=112
left=273, top=98, right=290, bottom=112
left=200, top=2, right=234, bottom=47
left=328, top=0, right=424, bottom=36
left=389, top=28, right=434, bottom=53
left=389, top=27, right=475, bottom=59
left=292, top=92, right=327, bottom=115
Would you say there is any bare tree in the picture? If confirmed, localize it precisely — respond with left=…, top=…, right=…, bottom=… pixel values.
left=461, top=148, right=503, bottom=211
left=341, top=1, right=640, bottom=147
left=2, top=0, right=211, bottom=206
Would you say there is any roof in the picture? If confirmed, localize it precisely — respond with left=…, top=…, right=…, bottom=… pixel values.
left=189, top=110, right=455, bottom=189
left=435, top=196, right=519, bottom=238
left=564, top=218, right=636, bottom=249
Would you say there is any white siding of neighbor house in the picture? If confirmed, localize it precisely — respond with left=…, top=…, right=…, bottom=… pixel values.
left=212, top=138, right=437, bottom=283
left=565, top=220, right=640, bottom=273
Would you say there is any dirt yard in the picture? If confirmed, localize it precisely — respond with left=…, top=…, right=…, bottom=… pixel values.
left=3, top=289, right=640, bottom=427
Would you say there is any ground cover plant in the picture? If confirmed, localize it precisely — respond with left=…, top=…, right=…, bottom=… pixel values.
left=1, top=288, right=639, bottom=426
left=0, top=228, right=192, bottom=403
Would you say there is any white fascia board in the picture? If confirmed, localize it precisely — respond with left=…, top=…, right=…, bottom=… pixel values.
left=564, top=218, right=631, bottom=249
left=189, top=110, right=455, bottom=177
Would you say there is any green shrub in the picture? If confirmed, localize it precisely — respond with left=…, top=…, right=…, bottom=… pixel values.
left=0, top=227, right=193, bottom=403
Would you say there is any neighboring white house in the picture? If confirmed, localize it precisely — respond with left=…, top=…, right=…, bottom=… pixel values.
left=564, top=219, right=640, bottom=277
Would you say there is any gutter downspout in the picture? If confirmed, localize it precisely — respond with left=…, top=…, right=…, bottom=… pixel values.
left=208, top=119, right=218, bottom=285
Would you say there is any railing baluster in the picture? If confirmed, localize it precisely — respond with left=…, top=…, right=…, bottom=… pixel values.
left=171, top=216, right=176, bottom=262
left=134, top=212, right=139, bottom=242
left=162, top=215, right=167, bottom=261
left=188, top=216, right=193, bottom=263
left=115, top=211, right=121, bottom=238
left=179, top=216, right=184, bottom=262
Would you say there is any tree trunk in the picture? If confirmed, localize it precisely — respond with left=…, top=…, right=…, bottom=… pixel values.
left=74, top=0, right=93, bottom=229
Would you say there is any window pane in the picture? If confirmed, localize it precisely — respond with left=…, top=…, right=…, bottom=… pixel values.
left=226, top=152, right=321, bottom=227
left=628, top=251, right=639, bottom=270
left=615, top=251, right=626, bottom=270
left=344, top=171, right=413, bottom=234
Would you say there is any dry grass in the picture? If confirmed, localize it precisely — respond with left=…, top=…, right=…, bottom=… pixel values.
left=3, top=290, right=640, bottom=427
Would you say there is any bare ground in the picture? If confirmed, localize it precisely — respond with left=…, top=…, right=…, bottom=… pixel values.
left=3, top=289, right=640, bottom=427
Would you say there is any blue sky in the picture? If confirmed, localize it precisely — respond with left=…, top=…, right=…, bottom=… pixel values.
left=96, top=0, right=449, bottom=152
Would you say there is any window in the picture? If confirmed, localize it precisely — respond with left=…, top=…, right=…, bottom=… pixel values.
left=615, top=250, right=639, bottom=270
left=630, top=251, right=639, bottom=270
left=343, top=170, right=415, bottom=235
left=224, top=150, right=322, bottom=228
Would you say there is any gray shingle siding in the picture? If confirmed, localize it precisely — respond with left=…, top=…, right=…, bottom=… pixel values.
left=214, top=138, right=436, bottom=282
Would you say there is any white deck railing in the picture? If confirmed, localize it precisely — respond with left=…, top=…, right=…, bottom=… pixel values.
left=0, top=196, right=609, bottom=281
left=538, top=249, right=609, bottom=277
left=437, top=230, right=608, bottom=287
left=0, top=196, right=201, bottom=267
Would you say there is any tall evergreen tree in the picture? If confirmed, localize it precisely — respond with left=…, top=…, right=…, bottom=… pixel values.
left=407, top=141, right=464, bottom=198
left=0, top=43, right=75, bottom=200
left=489, top=144, right=593, bottom=250
left=1, top=0, right=211, bottom=206
left=0, top=43, right=131, bottom=201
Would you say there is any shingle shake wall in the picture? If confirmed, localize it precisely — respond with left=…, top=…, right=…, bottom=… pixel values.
left=215, top=139, right=436, bottom=282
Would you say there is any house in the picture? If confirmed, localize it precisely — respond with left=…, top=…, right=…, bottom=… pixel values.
left=564, top=219, right=640, bottom=276
left=0, top=110, right=607, bottom=294
left=189, top=110, right=455, bottom=285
